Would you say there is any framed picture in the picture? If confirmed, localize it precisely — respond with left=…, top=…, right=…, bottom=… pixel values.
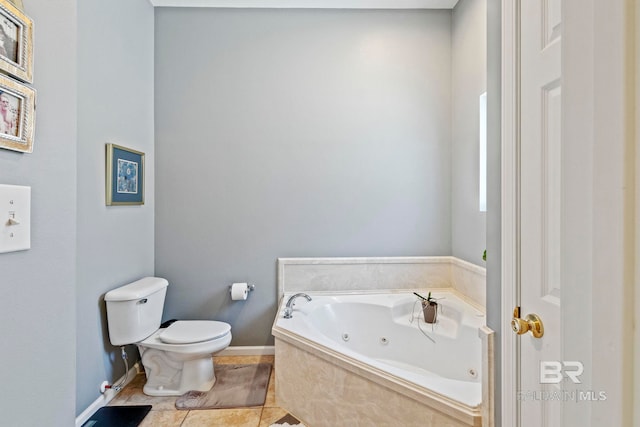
left=106, top=143, right=145, bottom=206
left=0, top=0, right=33, bottom=83
left=0, top=73, right=35, bottom=153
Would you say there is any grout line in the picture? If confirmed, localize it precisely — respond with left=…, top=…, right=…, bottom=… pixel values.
left=179, top=410, right=189, bottom=427
left=258, top=407, right=265, bottom=427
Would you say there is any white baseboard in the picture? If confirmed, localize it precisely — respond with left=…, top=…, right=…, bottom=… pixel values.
left=75, top=362, right=142, bottom=427
left=217, top=345, right=275, bottom=356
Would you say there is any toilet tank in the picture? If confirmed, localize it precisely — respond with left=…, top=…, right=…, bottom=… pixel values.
left=104, top=277, right=169, bottom=346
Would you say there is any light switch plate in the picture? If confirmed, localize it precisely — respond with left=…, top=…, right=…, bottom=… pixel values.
left=0, top=184, right=31, bottom=254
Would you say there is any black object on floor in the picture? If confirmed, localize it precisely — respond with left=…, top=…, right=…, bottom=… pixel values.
left=81, top=405, right=152, bottom=427
left=273, top=413, right=303, bottom=425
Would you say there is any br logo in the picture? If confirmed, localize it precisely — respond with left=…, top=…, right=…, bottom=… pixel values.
left=540, top=361, right=584, bottom=384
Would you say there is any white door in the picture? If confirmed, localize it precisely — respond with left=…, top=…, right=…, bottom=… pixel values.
left=514, top=0, right=563, bottom=425
left=504, top=0, right=633, bottom=426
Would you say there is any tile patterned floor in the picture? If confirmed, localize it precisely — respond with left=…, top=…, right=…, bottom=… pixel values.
left=109, top=355, right=291, bottom=427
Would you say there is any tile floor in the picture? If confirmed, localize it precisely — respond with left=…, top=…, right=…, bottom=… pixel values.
left=109, top=355, right=292, bottom=427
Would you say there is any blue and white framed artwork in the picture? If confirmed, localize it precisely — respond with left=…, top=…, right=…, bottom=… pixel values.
left=106, top=143, right=145, bottom=206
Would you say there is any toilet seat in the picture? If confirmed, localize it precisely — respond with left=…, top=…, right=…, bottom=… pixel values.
left=138, top=320, right=232, bottom=355
left=159, top=320, right=231, bottom=344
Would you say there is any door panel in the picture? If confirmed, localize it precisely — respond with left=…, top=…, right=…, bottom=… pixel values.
left=543, top=0, right=562, bottom=46
left=541, top=79, right=561, bottom=305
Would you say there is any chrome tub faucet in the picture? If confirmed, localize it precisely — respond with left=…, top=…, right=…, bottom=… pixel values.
left=283, top=293, right=312, bottom=319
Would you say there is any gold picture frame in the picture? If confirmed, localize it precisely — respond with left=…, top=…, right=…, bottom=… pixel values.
left=0, top=72, right=35, bottom=153
left=106, top=143, right=145, bottom=206
left=0, top=0, right=33, bottom=83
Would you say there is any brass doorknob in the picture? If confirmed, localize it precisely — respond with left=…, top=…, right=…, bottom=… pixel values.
left=511, top=307, right=544, bottom=338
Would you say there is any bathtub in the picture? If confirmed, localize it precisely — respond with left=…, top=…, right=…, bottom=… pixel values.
left=272, top=290, right=490, bottom=427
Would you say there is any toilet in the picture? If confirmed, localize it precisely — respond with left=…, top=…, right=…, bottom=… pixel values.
left=105, top=277, right=232, bottom=396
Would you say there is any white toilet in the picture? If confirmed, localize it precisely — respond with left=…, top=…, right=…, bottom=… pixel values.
left=105, top=277, right=232, bottom=396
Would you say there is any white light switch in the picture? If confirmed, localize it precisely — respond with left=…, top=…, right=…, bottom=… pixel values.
left=0, top=184, right=30, bottom=253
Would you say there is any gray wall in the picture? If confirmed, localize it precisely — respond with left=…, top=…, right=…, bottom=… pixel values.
left=76, top=0, right=154, bottom=415
left=155, top=9, right=452, bottom=345
left=451, top=0, right=487, bottom=266
left=0, top=1, right=77, bottom=425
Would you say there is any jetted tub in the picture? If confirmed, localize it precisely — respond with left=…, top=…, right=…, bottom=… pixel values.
left=272, top=290, right=489, bottom=427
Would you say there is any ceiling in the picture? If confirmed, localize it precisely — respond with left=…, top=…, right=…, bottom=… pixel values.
left=148, top=0, right=460, bottom=9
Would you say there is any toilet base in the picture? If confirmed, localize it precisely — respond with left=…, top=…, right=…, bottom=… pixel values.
left=138, top=346, right=217, bottom=396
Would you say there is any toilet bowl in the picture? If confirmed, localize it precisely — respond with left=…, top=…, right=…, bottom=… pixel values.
left=104, top=277, right=232, bottom=397
left=137, top=320, right=232, bottom=396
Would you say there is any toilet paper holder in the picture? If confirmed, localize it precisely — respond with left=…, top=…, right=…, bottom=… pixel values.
left=228, top=283, right=255, bottom=292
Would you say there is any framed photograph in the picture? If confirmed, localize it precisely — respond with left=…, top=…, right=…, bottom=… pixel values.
left=106, top=143, right=145, bottom=206
left=0, top=0, right=33, bottom=83
left=0, top=73, right=35, bottom=153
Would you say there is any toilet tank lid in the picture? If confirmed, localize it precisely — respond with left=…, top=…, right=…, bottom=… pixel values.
left=105, top=277, right=169, bottom=302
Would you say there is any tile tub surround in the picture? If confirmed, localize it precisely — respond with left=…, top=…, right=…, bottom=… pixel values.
left=274, top=339, right=480, bottom=427
left=450, top=257, right=486, bottom=308
left=277, top=256, right=486, bottom=309
left=480, top=326, right=495, bottom=427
